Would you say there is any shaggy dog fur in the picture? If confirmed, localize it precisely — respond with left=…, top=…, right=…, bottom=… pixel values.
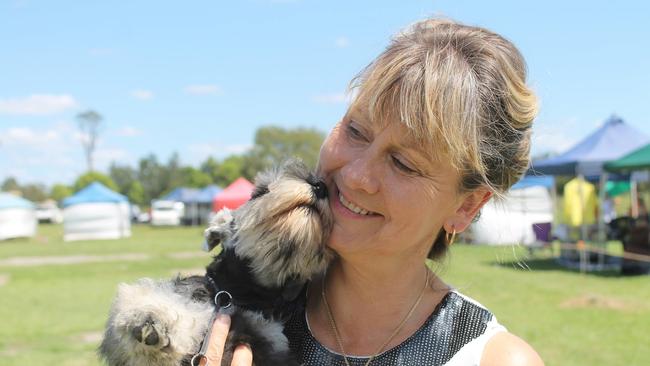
left=99, top=161, right=333, bottom=366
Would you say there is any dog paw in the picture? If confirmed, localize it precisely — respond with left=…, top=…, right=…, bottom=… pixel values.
left=130, top=315, right=170, bottom=349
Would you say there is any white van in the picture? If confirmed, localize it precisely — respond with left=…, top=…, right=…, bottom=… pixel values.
left=150, top=200, right=184, bottom=226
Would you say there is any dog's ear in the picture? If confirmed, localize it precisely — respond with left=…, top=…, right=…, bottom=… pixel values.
left=203, top=208, right=235, bottom=252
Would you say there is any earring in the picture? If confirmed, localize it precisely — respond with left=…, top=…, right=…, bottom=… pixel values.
left=445, top=227, right=457, bottom=246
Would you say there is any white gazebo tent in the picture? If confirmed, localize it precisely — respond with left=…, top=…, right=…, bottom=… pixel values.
left=0, top=193, right=37, bottom=240
left=62, top=182, right=131, bottom=241
left=470, top=176, right=554, bottom=246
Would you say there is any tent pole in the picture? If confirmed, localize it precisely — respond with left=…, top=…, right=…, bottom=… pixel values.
left=631, top=180, right=639, bottom=218
left=578, top=174, right=587, bottom=241
left=577, top=174, right=587, bottom=273
left=551, top=179, right=558, bottom=257
left=597, top=172, right=608, bottom=269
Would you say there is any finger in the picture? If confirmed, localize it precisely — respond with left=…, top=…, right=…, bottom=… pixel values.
left=199, top=313, right=231, bottom=366
left=230, top=344, right=253, bottom=366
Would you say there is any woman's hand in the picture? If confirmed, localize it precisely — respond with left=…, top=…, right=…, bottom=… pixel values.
left=199, top=314, right=253, bottom=366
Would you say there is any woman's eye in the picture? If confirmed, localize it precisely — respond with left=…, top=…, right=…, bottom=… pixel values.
left=346, top=122, right=366, bottom=141
left=392, top=156, right=417, bottom=174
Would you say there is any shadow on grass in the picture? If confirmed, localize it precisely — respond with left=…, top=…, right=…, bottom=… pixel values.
left=490, top=256, right=627, bottom=278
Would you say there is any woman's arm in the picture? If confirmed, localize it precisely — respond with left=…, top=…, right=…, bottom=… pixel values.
left=200, top=314, right=253, bottom=366
left=481, top=332, right=544, bottom=366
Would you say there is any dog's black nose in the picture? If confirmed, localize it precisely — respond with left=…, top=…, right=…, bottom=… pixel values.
left=312, top=181, right=328, bottom=199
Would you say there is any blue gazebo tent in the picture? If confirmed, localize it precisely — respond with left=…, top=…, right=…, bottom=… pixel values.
left=162, top=185, right=222, bottom=225
left=62, top=182, right=131, bottom=241
left=531, top=115, right=649, bottom=178
left=197, top=185, right=222, bottom=203
left=63, top=182, right=128, bottom=207
left=530, top=115, right=649, bottom=270
left=163, top=187, right=200, bottom=203
left=511, top=175, right=554, bottom=190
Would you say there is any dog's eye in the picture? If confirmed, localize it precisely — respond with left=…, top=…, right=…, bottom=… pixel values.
left=251, top=186, right=269, bottom=200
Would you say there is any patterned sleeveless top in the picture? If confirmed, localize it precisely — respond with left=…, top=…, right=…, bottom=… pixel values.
left=284, top=291, right=506, bottom=366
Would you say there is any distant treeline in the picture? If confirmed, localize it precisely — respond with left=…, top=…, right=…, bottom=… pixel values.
left=1, top=126, right=325, bottom=206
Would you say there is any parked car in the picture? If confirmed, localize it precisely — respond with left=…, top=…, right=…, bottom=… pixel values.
left=150, top=200, right=184, bottom=226
left=35, top=200, right=63, bottom=223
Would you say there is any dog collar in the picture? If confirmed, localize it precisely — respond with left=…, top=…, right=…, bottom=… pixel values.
left=205, top=276, right=233, bottom=309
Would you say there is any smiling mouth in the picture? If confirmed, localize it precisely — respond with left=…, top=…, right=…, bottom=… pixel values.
left=338, top=192, right=374, bottom=216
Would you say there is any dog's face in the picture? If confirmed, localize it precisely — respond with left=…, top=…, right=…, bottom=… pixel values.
left=205, top=160, right=334, bottom=287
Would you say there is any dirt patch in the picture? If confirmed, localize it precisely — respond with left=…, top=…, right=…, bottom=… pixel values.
left=0, top=342, right=27, bottom=357
left=560, top=294, right=641, bottom=312
left=0, top=253, right=150, bottom=267
left=0, top=273, right=9, bottom=286
left=166, top=251, right=208, bottom=260
left=170, top=267, right=206, bottom=277
left=74, top=331, right=104, bottom=345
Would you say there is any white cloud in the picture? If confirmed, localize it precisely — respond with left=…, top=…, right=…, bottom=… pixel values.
left=183, top=84, right=223, bottom=96
left=532, top=132, right=576, bottom=156
left=0, top=122, right=81, bottom=184
left=312, top=92, right=348, bottom=104
left=0, top=94, right=78, bottom=115
left=0, top=122, right=133, bottom=185
left=130, top=89, right=154, bottom=100
left=115, top=126, right=141, bottom=137
left=335, top=36, right=350, bottom=48
left=3, top=127, right=60, bottom=145
left=531, top=118, right=579, bottom=156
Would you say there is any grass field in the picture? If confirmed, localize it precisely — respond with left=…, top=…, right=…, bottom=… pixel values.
left=0, top=224, right=648, bottom=365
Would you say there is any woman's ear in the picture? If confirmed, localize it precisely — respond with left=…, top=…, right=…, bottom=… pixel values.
left=445, top=188, right=492, bottom=233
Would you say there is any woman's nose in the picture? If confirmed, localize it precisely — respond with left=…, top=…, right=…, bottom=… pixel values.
left=340, top=156, right=379, bottom=194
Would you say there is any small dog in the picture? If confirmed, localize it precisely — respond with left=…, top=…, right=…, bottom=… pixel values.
left=99, top=161, right=334, bottom=366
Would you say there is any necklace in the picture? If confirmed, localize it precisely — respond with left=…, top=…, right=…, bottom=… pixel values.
left=320, top=269, right=430, bottom=366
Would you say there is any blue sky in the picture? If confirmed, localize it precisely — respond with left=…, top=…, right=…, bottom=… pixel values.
left=1, top=0, right=649, bottom=186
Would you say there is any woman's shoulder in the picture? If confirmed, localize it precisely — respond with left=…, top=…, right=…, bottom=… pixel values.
left=480, top=332, right=544, bottom=366
left=449, top=291, right=544, bottom=366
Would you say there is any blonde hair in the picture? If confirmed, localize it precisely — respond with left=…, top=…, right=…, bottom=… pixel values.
left=349, top=18, right=538, bottom=259
left=350, top=18, right=538, bottom=198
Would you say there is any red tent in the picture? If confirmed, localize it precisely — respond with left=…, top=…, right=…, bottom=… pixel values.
left=212, top=177, right=255, bottom=212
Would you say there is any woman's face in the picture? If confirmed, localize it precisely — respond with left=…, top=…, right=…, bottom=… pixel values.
left=317, top=104, right=486, bottom=258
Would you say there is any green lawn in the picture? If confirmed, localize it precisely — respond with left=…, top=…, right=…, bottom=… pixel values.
left=0, top=224, right=648, bottom=365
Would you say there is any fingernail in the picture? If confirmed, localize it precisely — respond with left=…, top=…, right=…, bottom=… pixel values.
left=216, top=313, right=230, bottom=324
left=237, top=343, right=251, bottom=351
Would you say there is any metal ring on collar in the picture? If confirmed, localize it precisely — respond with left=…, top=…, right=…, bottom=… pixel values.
left=190, top=353, right=207, bottom=366
left=214, top=290, right=233, bottom=309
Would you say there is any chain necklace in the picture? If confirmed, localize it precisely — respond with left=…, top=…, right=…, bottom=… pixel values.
left=320, top=269, right=430, bottom=366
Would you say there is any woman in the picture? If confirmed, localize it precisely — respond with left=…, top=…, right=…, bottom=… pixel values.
left=202, top=18, right=544, bottom=365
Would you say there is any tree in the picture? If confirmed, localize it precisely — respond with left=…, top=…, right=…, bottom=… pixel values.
left=21, top=183, right=48, bottom=202
left=126, top=181, right=145, bottom=206
left=73, top=171, right=118, bottom=192
left=1, top=177, right=20, bottom=192
left=50, top=184, right=73, bottom=202
left=242, top=126, right=325, bottom=179
left=77, top=110, right=103, bottom=172
left=179, top=166, right=213, bottom=188
left=165, top=152, right=184, bottom=190
left=138, top=154, right=167, bottom=204
left=201, top=155, right=245, bottom=186
left=1, top=178, right=48, bottom=202
left=109, top=163, right=137, bottom=196
left=200, top=156, right=220, bottom=181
